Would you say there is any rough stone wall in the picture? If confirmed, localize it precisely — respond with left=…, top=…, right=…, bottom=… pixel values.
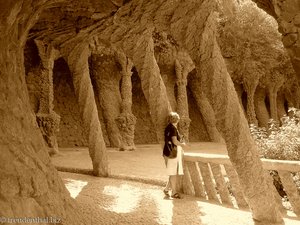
left=92, top=76, right=111, bottom=147
left=25, top=40, right=42, bottom=113
left=53, top=58, right=88, bottom=147
left=131, top=68, right=158, bottom=144
left=154, top=31, right=178, bottom=110
left=0, top=1, right=84, bottom=223
left=187, top=87, right=210, bottom=142
left=25, top=67, right=42, bottom=113
left=90, top=52, right=122, bottom=148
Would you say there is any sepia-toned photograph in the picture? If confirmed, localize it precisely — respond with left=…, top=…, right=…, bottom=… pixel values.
left=1, top=0, right=300, bottom=224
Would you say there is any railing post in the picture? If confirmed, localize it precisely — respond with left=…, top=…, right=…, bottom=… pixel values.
left=184, top=150, right=300, bottom=217
left=278, top=170, right=300, bottom=217
left=198, top=162, right=219, bottom=203
left=210, top=163, right=233, bottom=206
left=223, top=165, right=248, bottom=209
left=186, top=161, right=206, bottom=198
left=264, top=171, right=287, bottom=215
left=182, top=163, right=194, bottom=196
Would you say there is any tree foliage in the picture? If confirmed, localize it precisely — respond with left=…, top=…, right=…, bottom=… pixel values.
left=218, top=0, right=294, bottom=89
left=250, top=107, right=300, bottom=160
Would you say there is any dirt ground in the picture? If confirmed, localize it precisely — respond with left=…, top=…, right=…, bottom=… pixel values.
left=53, top=143, right=300, bottom=225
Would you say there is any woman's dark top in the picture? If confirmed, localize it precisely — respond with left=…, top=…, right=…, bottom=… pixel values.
left=163, top=123, right=180, bottom=157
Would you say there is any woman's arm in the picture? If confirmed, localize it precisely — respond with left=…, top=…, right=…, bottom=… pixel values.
left=171, top=136, right=186, bottom=147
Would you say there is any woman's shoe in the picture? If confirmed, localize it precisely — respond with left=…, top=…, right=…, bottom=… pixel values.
left=163, top=189, right=170, bottom=197
left=171, top=193, right=181, bottom=199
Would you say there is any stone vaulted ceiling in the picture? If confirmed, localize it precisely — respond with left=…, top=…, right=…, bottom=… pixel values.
left=30, top=0, right=120, bottom=47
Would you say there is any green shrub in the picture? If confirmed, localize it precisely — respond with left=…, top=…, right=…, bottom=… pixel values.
left=250, top=107, right=300, bottom=160
left=250, top=108, right=300, bottom=200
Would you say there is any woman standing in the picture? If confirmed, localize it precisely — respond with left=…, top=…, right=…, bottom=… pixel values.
left=162, top=112, right=186, bottom=199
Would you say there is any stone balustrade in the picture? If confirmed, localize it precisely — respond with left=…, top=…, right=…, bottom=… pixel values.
left=183, top=152, right=300, bottom=217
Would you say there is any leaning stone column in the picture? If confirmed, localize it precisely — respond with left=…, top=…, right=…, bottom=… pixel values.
left=188, top=76, right=224, bottom=143
left=175, top=52, right=194, bottom=142
left=277, top=91, right=287, bottom=119
left=115, top=52, right=137, bottom=151
left=66, top=43, right=108, bottom=177
left=243, top=79, right=258, bottom=125
left=131, top=33, right=172, bottom=142
left=171, top=8, right=283, bottom=224
left=90, top=51, right=122, bottom=148
left=35, top=40, right=60, bottom=155
left=254, top=87, right=270, bottom=128
left=267, top=74, right=284, bottom=122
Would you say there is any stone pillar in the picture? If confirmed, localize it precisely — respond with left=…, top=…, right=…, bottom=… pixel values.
left=115, top=52, right=137, bottom=151
left=254, top=87, right=270, bottom=128
left=174, top=52, right=194, bottom=193
left=90, top=51, right=122, bottom=148
left=277, top=91, right=287, bottom=122
left=35, top=40, right=60, bottom=155
left=175, top=52, right=194, bottom=142
left=131, top=34, right=172, bottom=142
left=66, top=43, right=108, bottom=177
left=234, top=82, right=244, bottom=109
left=170, top=8, right=283, bottom=224
left=0, top=2, right=84, bottom=223
left=243, top=79, right=258, bottom=125
left=267, top=73, right=285, bottom=122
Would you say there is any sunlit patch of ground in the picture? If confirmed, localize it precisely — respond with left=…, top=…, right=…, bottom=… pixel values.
left=64, top=178, right=88, bottom=198
left=60, top=172, right=300, bottom=225
left=102, top=184, right=143, bottom=213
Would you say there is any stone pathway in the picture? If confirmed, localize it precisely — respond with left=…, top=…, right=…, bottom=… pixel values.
left=54, top=143, right=300, bottom=225
left=61, top=172, right=300, bottom=225
left=52, top=142, right=227, bottom=184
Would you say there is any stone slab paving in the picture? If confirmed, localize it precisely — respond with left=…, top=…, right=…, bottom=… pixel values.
left=61, top=172, right=300, bottom=225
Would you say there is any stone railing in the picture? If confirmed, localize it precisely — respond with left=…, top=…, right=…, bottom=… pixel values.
left=183, top=153, right=300, bottom=217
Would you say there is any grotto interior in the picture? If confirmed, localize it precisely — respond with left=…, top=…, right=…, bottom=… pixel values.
left=1, top=0, right=300, bottom=224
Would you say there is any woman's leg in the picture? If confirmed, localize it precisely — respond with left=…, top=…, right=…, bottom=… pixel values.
left=170, top=175, right=181, bottom=198
left=163, top=157, right=171, bottom=195
left=170, top=175, right=177, bottom=194
left=164, top=177, right=170, bottom=191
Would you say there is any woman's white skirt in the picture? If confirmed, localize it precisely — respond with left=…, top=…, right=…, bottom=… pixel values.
left=165, top=146, right=184, bottom=176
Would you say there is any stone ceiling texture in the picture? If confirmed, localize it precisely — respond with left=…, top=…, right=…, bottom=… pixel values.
left=251, top=0, right=277, bottom=18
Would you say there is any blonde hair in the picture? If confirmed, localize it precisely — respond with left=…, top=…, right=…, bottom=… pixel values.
left=168, top=112, right=180, bottom=124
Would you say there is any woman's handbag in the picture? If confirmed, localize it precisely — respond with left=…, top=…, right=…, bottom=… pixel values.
left=165, top=141, right=177, bottom=158
left=163, top=123, right=179, bottom=158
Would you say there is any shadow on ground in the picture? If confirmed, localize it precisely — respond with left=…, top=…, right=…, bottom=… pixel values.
left=55, top=144, right=300, bottom=225
left=62, top=172, right=300, bottom=225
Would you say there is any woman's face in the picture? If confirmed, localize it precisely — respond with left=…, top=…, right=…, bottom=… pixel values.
left=172, top=117, right=180, bottom=124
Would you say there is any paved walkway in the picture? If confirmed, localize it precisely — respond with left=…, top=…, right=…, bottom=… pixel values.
left=52, top=142, right=227, bottom=184
left=52, top=143, right=300, bottom=225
